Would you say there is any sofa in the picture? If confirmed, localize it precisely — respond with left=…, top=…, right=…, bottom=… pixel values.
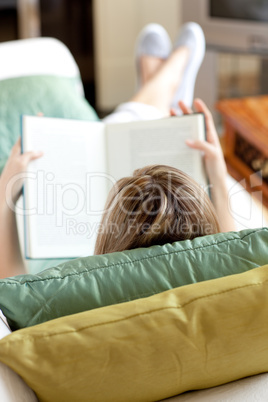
left=0, top=37, right=268, bottom=401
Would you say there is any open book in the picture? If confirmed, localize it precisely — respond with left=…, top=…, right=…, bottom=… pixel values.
left=21, top=114, right=207, bottom=259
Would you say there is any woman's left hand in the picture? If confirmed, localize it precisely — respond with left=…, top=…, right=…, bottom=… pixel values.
left=171, top=99, right=236, bottom=232
left=171, top=98, right=227, bottom=186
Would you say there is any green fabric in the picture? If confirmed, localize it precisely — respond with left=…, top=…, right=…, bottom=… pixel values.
left=0, top=227, right=267, bottom=331
left=27, top=258, right=72, bottom=275
left=0, top=75, right=99, bottom=174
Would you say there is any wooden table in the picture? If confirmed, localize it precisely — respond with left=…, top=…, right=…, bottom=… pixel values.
left=216, top=96, right=268, bottom=207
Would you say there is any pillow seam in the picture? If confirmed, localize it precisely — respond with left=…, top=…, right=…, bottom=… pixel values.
left=9, top=277, right=268, bottom=340
left=1, top=229, right=266, bottom=286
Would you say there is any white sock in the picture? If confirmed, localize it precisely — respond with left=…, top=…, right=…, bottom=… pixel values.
left=171, top=22, right=205, bottom=110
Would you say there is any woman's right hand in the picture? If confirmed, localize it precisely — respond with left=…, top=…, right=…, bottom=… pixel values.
left=0, top=138, right=43, bottom=206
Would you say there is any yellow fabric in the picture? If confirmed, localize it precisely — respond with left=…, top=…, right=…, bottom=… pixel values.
left=0, top=265, right=268, bottom=402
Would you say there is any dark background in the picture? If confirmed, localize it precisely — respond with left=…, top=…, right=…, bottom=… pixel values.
left=40, top=0, right=95, bottom=107
left=0, top=0, right=96, bottom=108
left=210, top=0, right=268, bottom=22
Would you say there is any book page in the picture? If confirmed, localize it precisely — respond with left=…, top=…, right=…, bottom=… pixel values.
left=22, top=117, right=108, bottom=258
left=106, top=114, right=208, bottom=188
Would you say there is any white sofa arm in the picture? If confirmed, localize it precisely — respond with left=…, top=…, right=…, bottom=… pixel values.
left=0, top=37, right=84, bottom=95
left=0, top=313, right=37, bottom=402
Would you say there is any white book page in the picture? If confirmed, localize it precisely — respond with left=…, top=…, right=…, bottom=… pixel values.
left=106, top=114, right=208, bottom=188
left=22, top=116, right=108, bottom=259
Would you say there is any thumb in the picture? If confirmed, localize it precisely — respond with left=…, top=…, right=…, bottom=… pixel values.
left=185, top=139, right=216, bottom=158
left=22, top=151, right=43, bottom=165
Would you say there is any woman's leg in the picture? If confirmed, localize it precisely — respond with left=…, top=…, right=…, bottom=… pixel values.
left=104, top=22, right=205, bottom=124
left=131, top=46, right=190, bottom=116
left=103, top=45, right=188, bottom=123
left=103, top=23, right=172, bottom=124
left=135, top=23, right=172, bottom=89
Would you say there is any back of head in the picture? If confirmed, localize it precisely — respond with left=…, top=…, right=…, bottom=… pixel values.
left=94, top=165, right=220, bottom=255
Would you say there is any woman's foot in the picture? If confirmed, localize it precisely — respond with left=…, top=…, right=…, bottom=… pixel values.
left=171, top=22, right=205, bottom=110
left=135, top=23, right=172, bottom=87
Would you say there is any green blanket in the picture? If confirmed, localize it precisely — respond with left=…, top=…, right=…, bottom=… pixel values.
left=0, top=75, right=99, bottom=173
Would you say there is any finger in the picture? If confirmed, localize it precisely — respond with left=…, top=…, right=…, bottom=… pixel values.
left=11, top=138, right=22, bottom=155
left=185, top=139, right=216, bottom=158
left=178, top=101, right=193, bottom=115
left=21, top=151, right=43, bottom=166
left=193, top=98, right=214, bottom=129
left=193, top=99, right=215, bottom=129
left=170, top=108, right=177, bottom=117
left=193, top=98, right=220, bottom=144
left=37, top=112, right=44, bottom=117
left=193, top=98, right=211, bottom=115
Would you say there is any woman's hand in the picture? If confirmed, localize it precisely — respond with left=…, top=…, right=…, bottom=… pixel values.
left=0, top=139, right=43, bottom=278
left=171, top=99, right=236, bottom=232
left=0, top=138, right=43, bottom=206
left=177, top=98, right=227, bottom=185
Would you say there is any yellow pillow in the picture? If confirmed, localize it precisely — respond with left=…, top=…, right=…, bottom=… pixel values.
left=0, top=265, right=268, bottom=402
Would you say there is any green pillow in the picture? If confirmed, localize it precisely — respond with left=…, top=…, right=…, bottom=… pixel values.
left=0, top=75, right=99, bottom=173
left=0, top=227, right=267, bottom=331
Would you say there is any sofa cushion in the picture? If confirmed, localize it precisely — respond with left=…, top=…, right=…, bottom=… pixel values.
left=0, top=227, right=268, bottom=330
left=0, top=75, right=99, bottom=174
left=0, top=265, right=268, bottom=402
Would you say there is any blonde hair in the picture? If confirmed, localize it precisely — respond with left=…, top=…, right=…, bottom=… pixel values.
left=94, top=165, right=220, bottom=255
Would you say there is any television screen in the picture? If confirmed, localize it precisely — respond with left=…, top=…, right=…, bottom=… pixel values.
left=210, top=0, right=268, bottom=22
